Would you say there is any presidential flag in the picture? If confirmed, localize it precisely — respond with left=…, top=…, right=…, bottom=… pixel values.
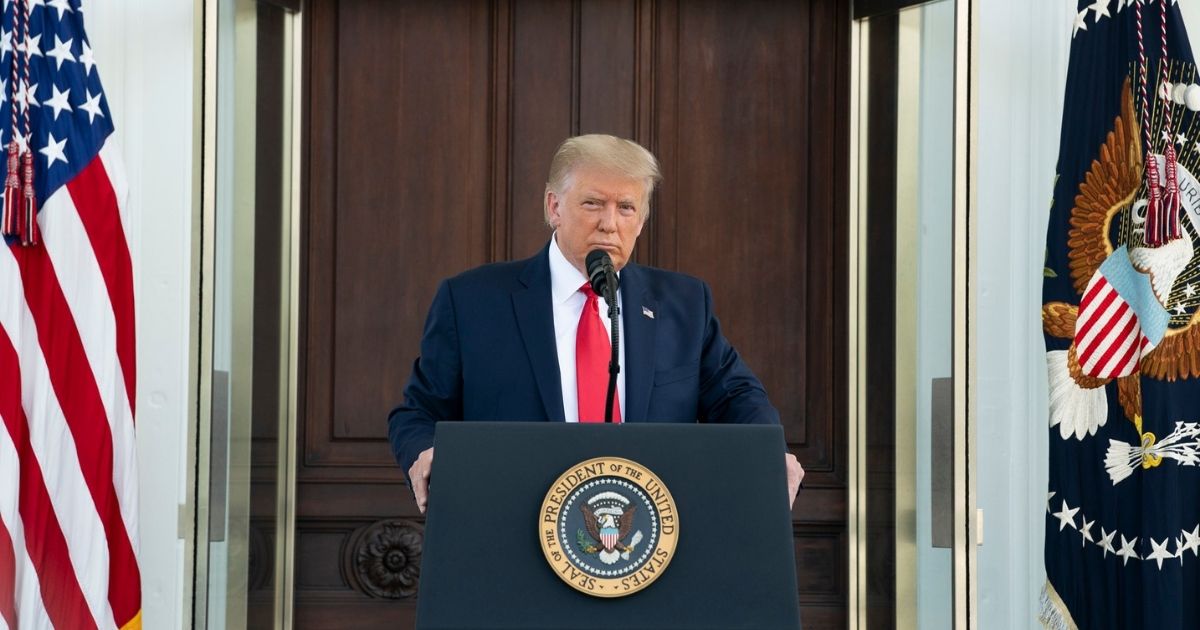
left=1042, top=1, right=1200, bottom=628
left=0, top=0, right=140, bottom=629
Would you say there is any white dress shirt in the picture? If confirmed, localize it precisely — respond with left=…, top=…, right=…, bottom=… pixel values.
left=549, top=234, right=625, bottom=423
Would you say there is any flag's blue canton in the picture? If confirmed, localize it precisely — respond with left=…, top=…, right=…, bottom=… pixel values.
left=0, top=0, right=112, bottom=209
left=1043, top=2, right=1200, bottom=629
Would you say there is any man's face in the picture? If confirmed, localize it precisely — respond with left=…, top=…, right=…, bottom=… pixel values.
left=546, top=165, right=647, bottom=274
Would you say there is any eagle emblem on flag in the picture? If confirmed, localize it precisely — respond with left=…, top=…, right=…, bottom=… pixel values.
left=1041, top=2, right=1200, bottom=628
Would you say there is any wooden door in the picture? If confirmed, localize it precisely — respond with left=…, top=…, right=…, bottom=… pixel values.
left=297, top=1, right=849, bottom=626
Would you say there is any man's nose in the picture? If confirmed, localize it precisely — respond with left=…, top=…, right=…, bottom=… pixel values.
left=597, top=203, right=618, bottom=231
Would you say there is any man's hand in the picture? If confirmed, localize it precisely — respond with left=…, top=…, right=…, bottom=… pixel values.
left=408, top=447, right=435, bottom=514
left=786, top=453, right=804, bottom=508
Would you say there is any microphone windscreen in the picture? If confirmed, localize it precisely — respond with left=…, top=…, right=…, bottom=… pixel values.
left=585, top=249, right=614, bottom=295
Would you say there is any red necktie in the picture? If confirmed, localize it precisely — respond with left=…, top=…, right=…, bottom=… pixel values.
left=576, top=283, right=621, bottom=423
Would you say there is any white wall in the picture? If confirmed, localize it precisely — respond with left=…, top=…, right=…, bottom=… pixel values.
left=85, top=1, right=196, bottom=628
left=974, top=0, right=1070, bottom=627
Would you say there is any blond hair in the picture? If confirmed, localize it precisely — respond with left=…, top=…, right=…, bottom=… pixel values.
left=544, top=134, right=662, bottom=222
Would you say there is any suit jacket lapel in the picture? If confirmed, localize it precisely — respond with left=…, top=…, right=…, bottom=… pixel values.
left=620, top=263, right=656, bottom=423
left=512, top=244, right=566, bottom=422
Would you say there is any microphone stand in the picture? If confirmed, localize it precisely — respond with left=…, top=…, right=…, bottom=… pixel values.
left=603, top=269, right=620, bottom=424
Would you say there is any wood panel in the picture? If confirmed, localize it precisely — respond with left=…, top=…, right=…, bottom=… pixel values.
left=578, top=1, right=637, bottom=137
left=305, top=0, right=491, bottom=474
left=508, top=1, right=574, bottom=259
left=661, top=0, right=844, bottom=483
left=298, top=1, right=851, bottom=626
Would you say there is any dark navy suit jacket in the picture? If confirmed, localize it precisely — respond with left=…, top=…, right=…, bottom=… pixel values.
left=387, top=242, right=780, bottom=475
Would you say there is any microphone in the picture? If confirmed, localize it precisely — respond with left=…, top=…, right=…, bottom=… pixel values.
left=585, top=249, right=620, bottom=423
left=585, top=249, right=618, bottom=298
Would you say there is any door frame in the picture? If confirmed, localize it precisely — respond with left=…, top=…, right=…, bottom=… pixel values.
left=846, top=0, right=978, bottom=627
left=192, top=0, right=304, bottom=628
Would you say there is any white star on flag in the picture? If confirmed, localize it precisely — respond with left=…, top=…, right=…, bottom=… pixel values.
left=46, top=35, right=74, bottom=70
left=1089, top=0, right=1111, bottom=20
left=20, top=32, right=41, bottom=57
left=43, top=84, right=70, bottom=120
left=79, top=88, right=104, bottom=124
left=46, top=0, right=71, bottom=20
left=1080, top=516, right=1096, bottom=547
left=15, top=81, right=38, bottom=112
left=1099, top=527, right=1117, bottom=558
left=1054, top=500, right=1080, bottom=531
left=11, top=130, right=28, bottom=155
left=1182, top=525, right=1200, bottom=557
left=1117, top=535, right=1141, bottom=566
left=1073, top=10, right=1089, bottom=38
left=1147, top=537, right=1174, bottom=570
left=38, top=131, right=67, bottom=168
left=79, top=40, right=95, bottom=75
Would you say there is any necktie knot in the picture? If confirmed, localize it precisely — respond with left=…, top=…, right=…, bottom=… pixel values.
left=579, top=282, right=598, bottom=300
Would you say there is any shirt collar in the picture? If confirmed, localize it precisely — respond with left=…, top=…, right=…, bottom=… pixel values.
left=549, top=234, right=590, bottom=305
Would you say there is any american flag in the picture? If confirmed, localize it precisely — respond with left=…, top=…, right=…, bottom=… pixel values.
left=0, top=0, right=140, bottom=629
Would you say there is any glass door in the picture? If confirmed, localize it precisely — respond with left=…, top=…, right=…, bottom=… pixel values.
left=850, top=0, right=974, bottom=627
left=194, top=0, right=301, bottom=628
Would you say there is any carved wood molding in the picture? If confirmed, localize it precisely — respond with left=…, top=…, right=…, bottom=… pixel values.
left=344, top=519, right=425, bottom=599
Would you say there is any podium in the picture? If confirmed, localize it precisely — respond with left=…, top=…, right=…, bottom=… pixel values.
left=414, top=422, right=803, bottom=630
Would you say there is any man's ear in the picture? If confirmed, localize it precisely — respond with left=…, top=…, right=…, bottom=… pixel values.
left=545, top=190, right=562, bottom=227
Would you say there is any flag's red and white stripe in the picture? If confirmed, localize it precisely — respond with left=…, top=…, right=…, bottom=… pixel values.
left=1075, top=274, right=1152, bottom=378
left=0, top=144, right=140, bottom=628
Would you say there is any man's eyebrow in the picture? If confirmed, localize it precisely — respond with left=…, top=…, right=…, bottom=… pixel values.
left=579, top=191, right=638, bottom=204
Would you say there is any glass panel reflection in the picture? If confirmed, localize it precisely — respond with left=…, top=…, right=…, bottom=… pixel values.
left=861, top=1, right=955, bottom=628
left=204, top=0, right=296, bottom=628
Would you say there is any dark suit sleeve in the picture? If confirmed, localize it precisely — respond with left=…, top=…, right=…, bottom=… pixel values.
left=696, top=281, right=781, bottom=425
left=388, top=279, right=464, bottom=475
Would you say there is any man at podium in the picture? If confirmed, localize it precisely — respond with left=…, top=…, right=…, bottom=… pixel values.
left=388, top=134, right=803, bottom=514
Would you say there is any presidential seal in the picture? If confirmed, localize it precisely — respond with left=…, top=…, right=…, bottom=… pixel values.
left=539, top=457, right=678, bottom=598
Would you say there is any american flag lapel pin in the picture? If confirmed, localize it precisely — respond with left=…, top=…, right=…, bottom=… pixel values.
left=642, top=306, right=655, bottom=319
